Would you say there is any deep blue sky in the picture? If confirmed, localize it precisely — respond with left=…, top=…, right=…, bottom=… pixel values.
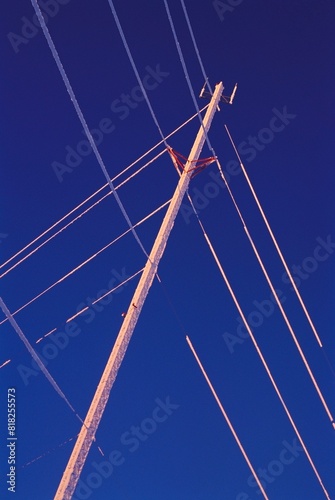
left=1, top=1, right=335, bottom=499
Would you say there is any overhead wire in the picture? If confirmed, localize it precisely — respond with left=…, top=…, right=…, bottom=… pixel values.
left=0, top=359, right=11, bottom=369
left=107, top=0, right=169, bottom=148
left=1, top=191, right=110, bottom=279
left=167, top=0, right=334, bottom=424
left=0, top=104, right=209, bottom=277
left=223, top=124, right=335, bottom=385
left=22, top=434, right=77, bottom=468
left=0, top=297, right=86, bottom=428
left=214, top=158, right=335, bottom=426
left=163, top=0, right=215, bottom=157
left=0, top=150, right=166, bottom=279
left=0, top=268, right=144, bottom=370
left=0, top=297, right=111, bottom=463
left=60, top=268, right=145, bottom=326
left=0, top=183, right=106, bottom=272
left=162, top=2, right=333, bottom=494
left=109, top=103, right=208, bottom=177
left=185, top=200, right=331, bottom=499
left=179, top=0, right=213, bottom=94
left=30, top=0, right=152, bottom=263
left=186, top=335, right=269, bottom=500
left=0, top=199, right=171, bottom=327
left=224, top=124, right=324, bottom=348
left=21, top=432, right=132, bottom=500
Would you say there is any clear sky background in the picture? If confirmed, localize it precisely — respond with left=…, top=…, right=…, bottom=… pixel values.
left=1, top=1, right=335, bottom=499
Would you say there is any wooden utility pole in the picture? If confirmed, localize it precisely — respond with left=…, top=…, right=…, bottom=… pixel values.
left=55, top=82, right=224, bottom=499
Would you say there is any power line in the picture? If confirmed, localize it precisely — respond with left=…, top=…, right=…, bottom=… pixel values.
left=210, top=159, right=335, bottom=427
left=0, top=297, right=85, bottom=428
left=48, top=270, right=144, bottom=342
left=224, top=124, right=324, bottom=349
left=185, top=204, right=331, bottom=499
left=62, top=268, right=144, bottom=326
left=222, top=124, right=335, bottom=392
left=0, top=199, right=170, bottom=327
left=0, top=268, right=144, bottom=370
left=21, top=434, right=77, bottom=468
left=109, top=103, right=208, bottom=177
left=163, top=0, right=215, bottom=156
left=166, top=0, right=334, bottom=430
left=1, top=102, right=208, bottom=278
left=0, top=149, right=166, bottom=279
left=1, top=190, right=110, bottom=279
left=107, top=0, right=168, bottom=147
left=179, top=0, right=213, bottom=94
left=0, top=182, right=106, bottom=272
left=186, top=335, right=269, bottom=500
left=30, top=0, right=151, bottom=262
